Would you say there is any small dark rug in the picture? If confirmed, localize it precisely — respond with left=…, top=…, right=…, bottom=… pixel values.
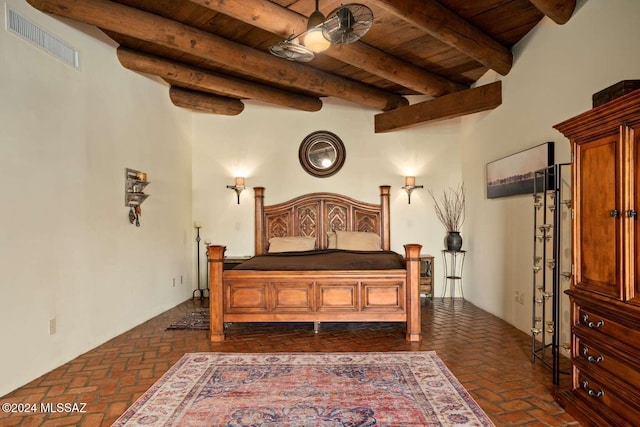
left=166, top=309, right=209, bottom=330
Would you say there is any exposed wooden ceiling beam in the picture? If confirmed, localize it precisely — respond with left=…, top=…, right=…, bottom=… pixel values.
left=528, top=0, right=576, bottom=25
left=26, top=0, right=407, bottom=111
left=169, top=86, right=244, bottom=115
left=117, top=48, right=322, bottom=112
left=329, top=43, right=466, bottom=97
left=371, top=0, right=513, bottom=76
left=187, top=0, right=467, bottom=97
left=374, top=81, right=502, bottom=133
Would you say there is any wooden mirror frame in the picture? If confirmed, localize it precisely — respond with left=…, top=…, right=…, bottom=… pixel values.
left=298, top=130, right=346, bottom=178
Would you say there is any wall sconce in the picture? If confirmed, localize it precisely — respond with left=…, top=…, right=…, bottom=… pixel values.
left=227, top=177, right=246, bottom=204
left=402, top=176, right=423, bottom=204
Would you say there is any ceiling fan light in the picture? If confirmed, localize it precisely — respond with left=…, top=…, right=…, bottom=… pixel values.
left=304, top=9, right=330, bottom=53
left=304, top=29, right=331, bottom=52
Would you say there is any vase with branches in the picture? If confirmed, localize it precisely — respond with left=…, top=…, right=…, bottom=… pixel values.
left=429, top=183, right=465, bottom=250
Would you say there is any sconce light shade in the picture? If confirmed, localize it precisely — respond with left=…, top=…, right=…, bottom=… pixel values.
left=227, top=177, right=246, bottom=204
left=402, top=176, right=423, bottom=204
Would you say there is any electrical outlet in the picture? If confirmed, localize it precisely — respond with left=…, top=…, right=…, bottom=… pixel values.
left=514, top=291, right=519, bottom=302
left=518, top=292, right=525, bottom=305
left=181, top=275, right=183, bottom=284
left=173, top=278, right=176, bottom=287
left=49, top=318, right=57, bottom=335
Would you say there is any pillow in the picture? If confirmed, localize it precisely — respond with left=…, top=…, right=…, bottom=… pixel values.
left=327, top=231, right=337, bottom=249
left=268, top=236, right=316, bottom=253
left=335, top=231, right=382, bottom=251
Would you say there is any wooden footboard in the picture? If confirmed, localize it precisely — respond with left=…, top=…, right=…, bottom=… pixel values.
left=207, top=244, right=422, bottom=342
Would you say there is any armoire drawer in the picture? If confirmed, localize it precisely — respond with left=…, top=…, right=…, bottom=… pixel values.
left=575, top=335, right=640, bottom=392
left=575, top=306, right=640, bottom=351
left=575, top=368, right=640, bottom=425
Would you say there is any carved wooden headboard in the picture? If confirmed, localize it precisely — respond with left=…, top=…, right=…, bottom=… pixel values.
left=254, top=186, right=391, bottom=255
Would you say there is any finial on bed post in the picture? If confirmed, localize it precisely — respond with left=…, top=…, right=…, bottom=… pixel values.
left=254, top=187, right=265, bottom=255
left=404, top=243, right=422, bottom=342
left=380, top=185, right=391, bottom=251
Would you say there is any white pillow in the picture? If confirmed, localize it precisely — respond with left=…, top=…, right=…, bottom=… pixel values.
left=335, top=231, right=381, bottom=251
left=268, top=236, right=316, bottom=253
left=327, top=231, right=337, bottom=249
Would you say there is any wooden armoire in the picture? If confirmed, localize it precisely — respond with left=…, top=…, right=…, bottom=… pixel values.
left=553, top=89, right=640, bottom=426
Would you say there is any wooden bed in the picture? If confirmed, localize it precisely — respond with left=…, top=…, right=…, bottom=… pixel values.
left=207, top=185, right=422, bottom=342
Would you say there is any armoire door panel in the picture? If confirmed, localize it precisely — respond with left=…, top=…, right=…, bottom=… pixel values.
left=576, top=136, right=621, bottom=299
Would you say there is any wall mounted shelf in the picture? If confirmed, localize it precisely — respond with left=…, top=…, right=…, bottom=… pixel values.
left=125, top=168, right=150, bottom=207
left=125, top=168, right=149, bottom=227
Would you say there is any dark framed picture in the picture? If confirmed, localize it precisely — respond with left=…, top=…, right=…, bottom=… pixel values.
left=486, top=142, right=554, bottom=199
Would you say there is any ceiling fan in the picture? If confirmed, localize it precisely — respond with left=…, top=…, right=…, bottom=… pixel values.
left=269, top=2, right=374, bottom=62
left=322, top=3, right=374, bottom=45
left=269, top=36, right=316, bottom=62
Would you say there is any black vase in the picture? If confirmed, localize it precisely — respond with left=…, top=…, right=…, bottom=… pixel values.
left=446, top=231, right=463, bottom=251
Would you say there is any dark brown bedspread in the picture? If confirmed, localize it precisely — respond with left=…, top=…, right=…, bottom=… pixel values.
left=232, top=249, right=405, bottom=271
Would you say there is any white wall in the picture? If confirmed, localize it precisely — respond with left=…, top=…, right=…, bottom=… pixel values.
left=461, top=0, right=640, bottom=337
left=192, top=99, right=464, bottom=291
left=0, top=1, right=193, bottom=396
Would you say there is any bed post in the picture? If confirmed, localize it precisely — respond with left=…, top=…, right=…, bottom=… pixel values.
left=208, top=245, right=226, bottom=342
left=254, top=187, right=265, bottom=255
left=404, top=243, right=422, bottom=341
left=380, top=185, right=391, bottom=251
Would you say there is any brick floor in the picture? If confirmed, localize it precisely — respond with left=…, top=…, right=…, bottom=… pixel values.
left=0, top=297, right=580, bottom=426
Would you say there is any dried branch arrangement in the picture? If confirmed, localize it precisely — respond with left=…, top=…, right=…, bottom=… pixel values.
left=429, top=184, right=465, bottom=232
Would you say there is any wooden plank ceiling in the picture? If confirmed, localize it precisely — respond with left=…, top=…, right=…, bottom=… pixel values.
left=26, top=0, right=575, bottom=132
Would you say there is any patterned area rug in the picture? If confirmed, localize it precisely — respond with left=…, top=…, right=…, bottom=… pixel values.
left=113, top=352, right=494, bottom=426
left=166, top=310, right=209, bottom=330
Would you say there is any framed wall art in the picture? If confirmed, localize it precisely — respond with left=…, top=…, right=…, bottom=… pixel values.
left=486, top=142, right=554, bottom=199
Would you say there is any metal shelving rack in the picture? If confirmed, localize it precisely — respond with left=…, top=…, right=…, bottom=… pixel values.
left=531, top=163, right=571, bottom=385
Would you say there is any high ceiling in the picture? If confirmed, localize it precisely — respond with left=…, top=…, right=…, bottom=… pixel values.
left=26, top=0, right=576, bottom=132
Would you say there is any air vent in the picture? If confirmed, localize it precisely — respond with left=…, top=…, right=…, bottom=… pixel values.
left=5, top=4, right=79, bottom=69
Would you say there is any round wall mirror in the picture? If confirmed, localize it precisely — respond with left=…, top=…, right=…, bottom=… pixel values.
left=299, top=131, right=346, bottom=177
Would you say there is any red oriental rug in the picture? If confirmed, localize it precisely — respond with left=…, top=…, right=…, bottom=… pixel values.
left=112, top=352, right=494, bottom=426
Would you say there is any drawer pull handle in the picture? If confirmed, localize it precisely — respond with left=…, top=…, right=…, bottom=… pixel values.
left=582, top=347, right=604, bottom=363
left=582, top=314, right=604, bottom=329
left=582, top=380, right=604, bottom=398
